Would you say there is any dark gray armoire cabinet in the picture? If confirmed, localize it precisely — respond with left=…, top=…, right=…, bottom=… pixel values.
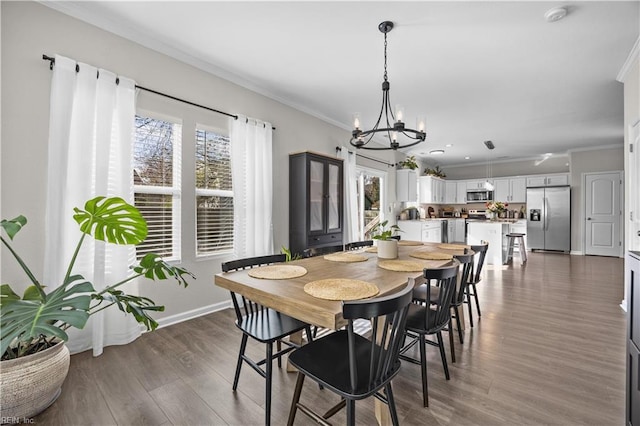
left=628, top=250, right=640, bottom=426
left=289, top=152, right=343, bottom=256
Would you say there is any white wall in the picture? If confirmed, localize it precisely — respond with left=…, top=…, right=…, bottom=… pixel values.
left=0, top=2, right=397, bottom=323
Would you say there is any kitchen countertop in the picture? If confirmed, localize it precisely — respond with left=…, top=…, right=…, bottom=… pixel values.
left=465, top=219, right=524, bottom=223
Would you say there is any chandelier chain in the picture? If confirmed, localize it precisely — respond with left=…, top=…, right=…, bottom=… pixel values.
left=383, top=32, right=388, bottom=82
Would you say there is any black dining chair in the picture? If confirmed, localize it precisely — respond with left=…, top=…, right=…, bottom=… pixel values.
left=303, top=243, right=345, bottom=258
left=286, top=281, right=414, bottom=426
left=221, top=254, right=314, bottom=426
left=400, top=263, right=459, bottom=407
left=413, top=252, right=473, bottom=354
left=344, top=240, right=374, bottom=251
left=466, top=243, right=489, bottom=327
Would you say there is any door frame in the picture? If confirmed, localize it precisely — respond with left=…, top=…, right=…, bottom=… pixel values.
left=582, top=170, right=624, bottom=257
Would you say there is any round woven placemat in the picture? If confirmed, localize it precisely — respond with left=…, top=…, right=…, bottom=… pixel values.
left=409, top=251, right=453, bottom=260
left=438, top=243, right=471, bottom=250
left=247, top=265, right=307, bottom=279
left=377, top=259, right=426, bottom=272
left=398, top=240, right=423, bottom=246
left=364, top=246, right=377, bottom=253
left=304, top=279, right=379, bottom=301
left=323, top=252, right=368, bottom=263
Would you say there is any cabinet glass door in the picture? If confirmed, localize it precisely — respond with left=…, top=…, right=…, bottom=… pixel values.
left=309, top=160, right=324, bottom=232
left=327, top=163, right=340, bottom=231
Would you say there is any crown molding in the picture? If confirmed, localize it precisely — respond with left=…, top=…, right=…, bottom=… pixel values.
left=617, top=36, right=640, bottom=83
left=565, top=142, right=624, bottom=154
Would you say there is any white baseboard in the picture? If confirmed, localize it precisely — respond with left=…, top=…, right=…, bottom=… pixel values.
left=156, top=300, right=232, bottom=329
left=570, top=250, right=584, bottom=256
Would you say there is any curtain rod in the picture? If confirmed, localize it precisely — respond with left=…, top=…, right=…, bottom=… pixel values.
left=335, top=146, right=396, bottom=167
left=42, top=54, right=276, bottom=130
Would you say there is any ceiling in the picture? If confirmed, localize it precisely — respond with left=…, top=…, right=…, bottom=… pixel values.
left=45, top=1, right=639, bottom=166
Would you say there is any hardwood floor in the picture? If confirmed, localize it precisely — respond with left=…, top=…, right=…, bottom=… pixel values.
left=35, top=252, right=626, bottom=425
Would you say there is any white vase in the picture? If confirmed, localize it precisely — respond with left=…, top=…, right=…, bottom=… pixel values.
left=377, top=239, right=398, bottom=259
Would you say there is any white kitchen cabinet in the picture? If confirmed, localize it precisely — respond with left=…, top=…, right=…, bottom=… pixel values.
left=397, top=220, right=421, bottom=241
left=526, top=174, right=569, bottom=187
left=456, top=181, right=467, bottom=204
left=494, top=177, right=527, bottom=203
left=419, top=176, right=445, bottom=204
left=422, top=221, right=443, bottom=243
left=445, top=181, right=457, bottom=204
left=398, top=220, right=442, bottom=243
left=396, top=169, right=418, bottom=201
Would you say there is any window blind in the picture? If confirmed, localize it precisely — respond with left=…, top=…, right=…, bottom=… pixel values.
left=195, top=129, right=233, bottom=255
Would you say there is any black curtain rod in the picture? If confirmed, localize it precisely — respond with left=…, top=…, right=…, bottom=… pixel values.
left=42, top=54, right=276, bottom=130
left=335, top=146, right=396, bottom=167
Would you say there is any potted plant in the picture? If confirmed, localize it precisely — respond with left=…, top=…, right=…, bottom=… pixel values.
left=371, top=220, right=402, bottom=259
left=485, top=201, right=508, bottom=220
left=423, top=165, right=446, bottom=178
left=399, top=156, right=418, bottom=170
left=0, top=196, right=194, bottom=420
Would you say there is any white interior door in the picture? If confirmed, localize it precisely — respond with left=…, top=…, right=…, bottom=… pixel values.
left=585, top=171, right=623, bottom=257
left=630, top=122, right=640, bottom=251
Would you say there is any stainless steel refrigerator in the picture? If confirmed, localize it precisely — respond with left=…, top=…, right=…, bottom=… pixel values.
left=526, top=186, right=570, bottom=252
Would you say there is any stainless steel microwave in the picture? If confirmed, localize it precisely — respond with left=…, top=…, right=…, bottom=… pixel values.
left=466, top=190, right=494, bottom=202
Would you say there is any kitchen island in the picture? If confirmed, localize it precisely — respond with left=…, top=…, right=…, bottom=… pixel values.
left=467, top=220, right=514, bottom=265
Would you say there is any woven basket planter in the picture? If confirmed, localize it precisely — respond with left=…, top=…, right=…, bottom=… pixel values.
left=0, top=341, right=70, bottom=421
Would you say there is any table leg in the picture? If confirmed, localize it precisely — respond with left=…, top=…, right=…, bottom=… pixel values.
left=373, top=314, right=391, bottom=426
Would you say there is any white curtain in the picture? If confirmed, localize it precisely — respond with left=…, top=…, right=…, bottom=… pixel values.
left=44, top=55, right=138, bottom=356
left=230, top=115, right=274, bottom=258
left=339, top=147, right=360, bottom=243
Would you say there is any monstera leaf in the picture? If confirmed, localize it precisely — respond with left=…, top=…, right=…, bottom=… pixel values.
left=133, top=253, right=193, bottom=287
left=1, top=215, right=27, bottom=240
left=0, top=275, right=93, bottom=356
left=73, top=196, right=147, bottom=245
left=93, top=290, right=164, bottom=331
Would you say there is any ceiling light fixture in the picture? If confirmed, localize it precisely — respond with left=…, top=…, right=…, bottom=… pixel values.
left=350, top=21, right=426, bottom=151
left=430, top=149, right=445, bottom=155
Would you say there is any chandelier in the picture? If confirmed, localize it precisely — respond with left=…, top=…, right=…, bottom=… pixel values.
left=350, top=21, right=426, bottom=151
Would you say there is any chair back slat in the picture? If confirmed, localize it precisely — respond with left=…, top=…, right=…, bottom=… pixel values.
left=342, top=281, right=414, bottom=393
left=470, top=243, right=489, bottom=283
left=453, top=253, right=474, bottom=305
left=424, top=265, right=459, bottom=332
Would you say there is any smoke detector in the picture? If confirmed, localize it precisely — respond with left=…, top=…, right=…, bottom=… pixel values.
left=484, top=140, right=495, bottom=150
left=545, top=7, right=568, bottom=23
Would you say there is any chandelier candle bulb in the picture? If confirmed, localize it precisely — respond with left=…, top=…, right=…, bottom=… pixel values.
left=417, top=116, right=426, bottom=132
left=353, top=113, right=361, bottom=130
left=395, top=105, right=404, bottom=123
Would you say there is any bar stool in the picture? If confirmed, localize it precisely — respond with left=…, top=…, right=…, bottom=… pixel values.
left=505, top=233, right=527, bottom=264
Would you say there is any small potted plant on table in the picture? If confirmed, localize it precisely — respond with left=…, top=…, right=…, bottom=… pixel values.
left=371, top=220, right=402, bottom=259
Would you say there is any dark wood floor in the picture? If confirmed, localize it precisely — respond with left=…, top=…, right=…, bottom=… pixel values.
left=36, top=252, right=626, bottom=425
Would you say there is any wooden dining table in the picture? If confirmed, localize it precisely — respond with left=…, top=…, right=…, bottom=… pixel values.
left=214, top=241, right=471, bottom=425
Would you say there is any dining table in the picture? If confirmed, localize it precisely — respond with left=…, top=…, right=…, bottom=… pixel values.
left=214, top=241, right=472, bottom=425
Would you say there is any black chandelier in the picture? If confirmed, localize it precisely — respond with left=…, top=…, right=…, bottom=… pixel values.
left=350, top=21, right=426, bottom=151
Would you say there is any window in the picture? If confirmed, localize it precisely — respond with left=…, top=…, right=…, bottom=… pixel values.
left=133, top=115, right=182, bottom=261
left=195, top=127, right=233, bottom=256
